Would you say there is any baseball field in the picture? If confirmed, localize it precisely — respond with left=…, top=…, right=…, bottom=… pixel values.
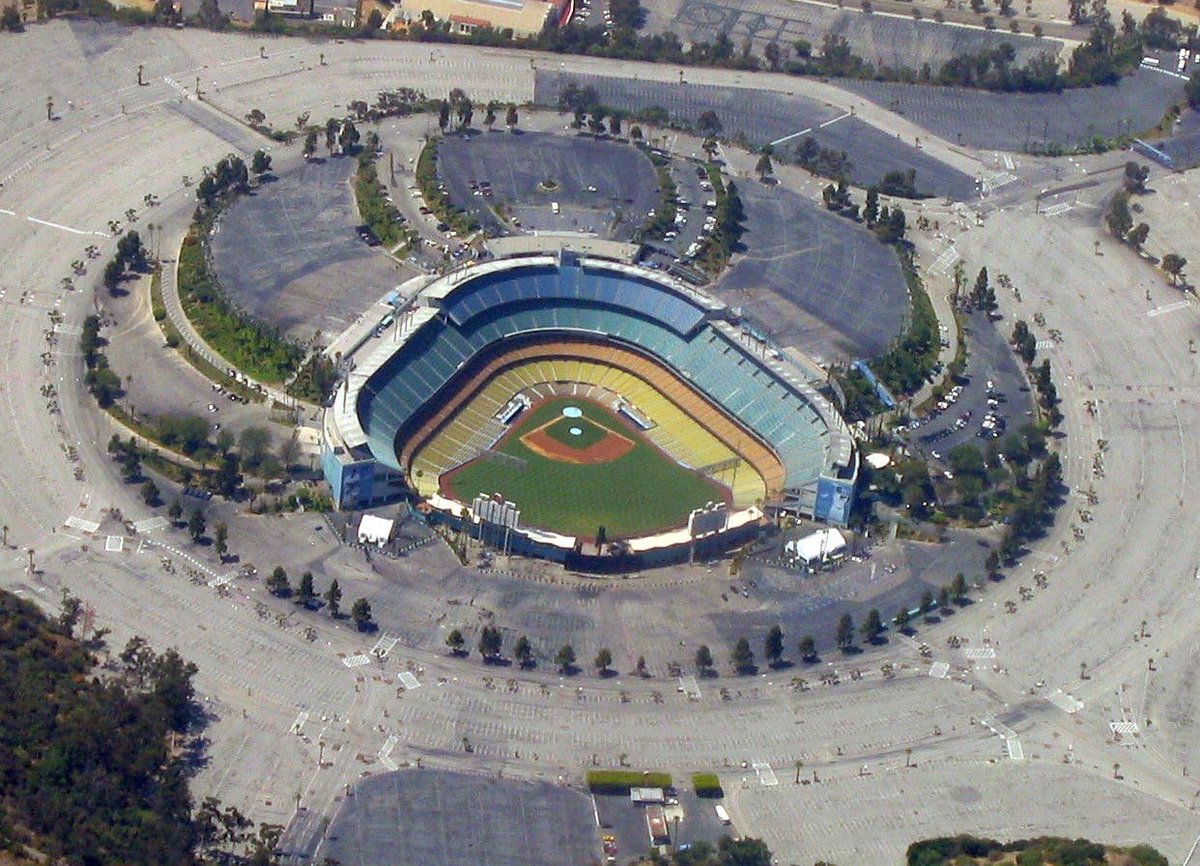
left=442, top=397, right=729, bottom=539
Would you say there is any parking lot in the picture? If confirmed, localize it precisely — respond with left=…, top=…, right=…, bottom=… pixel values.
left=594, top=788, right=730, bottom=861
left=322, top=769, right=599, bottom=866
left=841, top=65, right=1186, bottom=153
left=436, top=130, right=659, bottom=240
left=907, top=310, right=1035, bottom=461
left=709, top=181, right=909, bottom=363
left=210, top=152, right=409, bottom=342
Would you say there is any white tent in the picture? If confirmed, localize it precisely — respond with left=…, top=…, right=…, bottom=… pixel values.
left=785, top=527, right=848, bottom=566
left=357, top=514, right=395, bottom=546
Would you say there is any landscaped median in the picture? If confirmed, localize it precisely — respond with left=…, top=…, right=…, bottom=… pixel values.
left=586, top=770, right=672, bottom=794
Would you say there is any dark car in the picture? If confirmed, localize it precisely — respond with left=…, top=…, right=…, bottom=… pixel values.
left=355, top=225, right=381, bottom=246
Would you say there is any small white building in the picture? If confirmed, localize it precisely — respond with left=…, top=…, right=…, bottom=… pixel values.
left=785, top=527, right=848, bottom=568
left=357, top=514, right=395, bottom=547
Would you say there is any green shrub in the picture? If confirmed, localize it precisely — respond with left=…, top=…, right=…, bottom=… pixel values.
left=585, top=770, right=671, bottom=794
left=691, top=772, right=723, bottom=797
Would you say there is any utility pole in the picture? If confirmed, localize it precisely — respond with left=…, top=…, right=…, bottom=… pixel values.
left=137, top=63, right=144, bottom=86
left=46, top=97, right=53, bottom=121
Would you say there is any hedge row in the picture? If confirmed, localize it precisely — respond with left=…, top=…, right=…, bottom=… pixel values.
left=586, top=770, right=672, bottom=794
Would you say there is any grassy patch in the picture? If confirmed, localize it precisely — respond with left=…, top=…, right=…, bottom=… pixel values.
left=586, top=770, right=672, bottom=794
left=691, top=772, right=723, bottom=797
left=443, top=398, right=726, bottom=539
left=870, top=248, right=938, bottom=397
left=354, top=148, right=413, bottom=250
left=177, top=207, right=304, bottom=384
left=416, top=137, right=479, bottom=236
left=150, top=270, right=263, bottom=403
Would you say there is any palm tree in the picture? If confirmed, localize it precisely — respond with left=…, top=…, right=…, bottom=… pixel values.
left=514, top=635, right=533, bottom=668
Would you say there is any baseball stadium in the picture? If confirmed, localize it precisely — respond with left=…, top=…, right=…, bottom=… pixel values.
left=322, top=249, right=857, bottom=569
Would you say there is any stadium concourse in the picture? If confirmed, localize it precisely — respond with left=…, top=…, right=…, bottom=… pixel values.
left=322, top=247, right=858, bottom=568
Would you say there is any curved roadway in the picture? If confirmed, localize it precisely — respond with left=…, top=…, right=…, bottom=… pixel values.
left=1, top=19, right=1199, bottom=866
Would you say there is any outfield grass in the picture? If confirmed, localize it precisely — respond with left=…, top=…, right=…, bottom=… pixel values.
left=444, top=398, right=727, bottom=539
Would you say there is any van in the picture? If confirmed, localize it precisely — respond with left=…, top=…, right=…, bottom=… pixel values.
left=715, top=805, right=731, bottom=825
left=551, top=202, right=560, bottom=215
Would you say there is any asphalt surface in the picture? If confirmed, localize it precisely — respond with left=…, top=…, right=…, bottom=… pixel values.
left=840, top=67, right=1187, bottom=153
left=709, top=180, right=908, bottom=362
left=436, top=130, right=659, bottom=239
left=1154, top=107, right=1200, bottom=171
left=912, top=309, right=1036, bottom=457
left=209, top=154, right=408, bottom=342
left=661, top=0, right=1057, bottom=69
left=595, top=790, right=729, bottom=859
left=9, top=21, right=1200, bottom=866
left=320, top=769, right=599, bottom=866
left=535, top=70, right=977, bottom=198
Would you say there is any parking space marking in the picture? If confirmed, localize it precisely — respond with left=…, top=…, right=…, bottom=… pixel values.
left=64, top=515, right=100, bottom=533
left=679, top=675, right=702, bottom=699
left=398, top=671, right=421, bottom=690
left=104, top=535, right=124, bottom=552
left=1148, top=300, right=1192, bottom=318
left=133, top=515, right=168, bottom=533
left=207, top=572, right=235, bottom=588
left=1006, top=738, right=1024, bottom=760
left=290, top=711, right=309, bottom=735
left=1109, top=721, right=1139, bottom=734
left=1047, top=688, right=1085, bottom=714
left=928, top=661, right=950, bottom=678
left=371, top=634, right=399, bottom=659
left=343, top=654, right=371, bottom=668
left=928, top=246, right=960, bottom=276
left=964, top=648, right=995, bottom=660
left=1041, top=202, right=1074, bottom=217
left=751, top=762, right=779, bottom=786
left=379, top=733, right=399, bottom=771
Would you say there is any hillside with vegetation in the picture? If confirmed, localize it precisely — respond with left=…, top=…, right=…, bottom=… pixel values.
left=0, top=589, right=274, bottom=866
left=907, top=835, right=1169, bottom=866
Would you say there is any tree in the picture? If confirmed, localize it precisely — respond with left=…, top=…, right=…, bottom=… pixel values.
left=139, top=479, right=159, bottom=507
left=303, top=130, right=318, bottom=159
left=245, top=108, right=266, bottom=127
left=861, top=608, right=884, bottom=643
left=297, top=571, right=315, bottom=605
left=765, top=624, right=784, bottom=666
left=484, top=101, right=497, bottom=130
left=594, top=647, right=613, bottom=675
left=732, top=637, right=755, bottom=673
left=695, top=644, right=714, bottom=674
left=187, top=507, right=205, bottom=543
left=835, top=613, right=855, bottom=651
left=1126, top=222, right=1149, bottom=250
left=167, top=499, right=183, bottom=524
left=754, top=151, right=773, bottom=180
left=951, top=572, right=968, bottom=603
left=251, top=149, right=272, bottom=175
left=446, top=628, right=466, bottom=655
left=324, top=579, right=341, bottom=617
left=1106, top=190, right=1133, bottom=239
left=515, top=635, right=533, bottom=668
left=505, top=103, right=519, bottom=132
left=555, top=643, right=576, bottom=673
left=267, top=566, right=290, bottom=596
left=798, top=634, right=816, bottom=662
left=103, top=258, right=124, bottom=293
left=1, top=5, right=23, bottom=30
left=324, top=117, right=339, bottom=153
left=1188, top=67, right=1200, bottom=109
left=214, top=522, right=228, bottom=559
left=351, top=598, right=373, bottom=631
left=608, top=114, right=621, bottom=137
left=894, top=606, right=912, bottom=632
left=697, top=110, right=722, bottom=137
left=1123, top=161, right=1149, bottom=194
left=478, top=625, right=502, bottom=660
left=338, top=120, right=360, bottom=153
left=863, top=187, right=879, bottom=226
left=763, top=40, right=785, bottom=70
left=1163, top=253, right=1188, bottom=286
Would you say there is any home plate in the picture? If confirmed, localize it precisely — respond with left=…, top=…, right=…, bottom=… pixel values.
left=105, top=535, right=124, bottom=552
left=928, top=661, right=950, bottom=678
left=398, top=671, right=421, bottom=690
